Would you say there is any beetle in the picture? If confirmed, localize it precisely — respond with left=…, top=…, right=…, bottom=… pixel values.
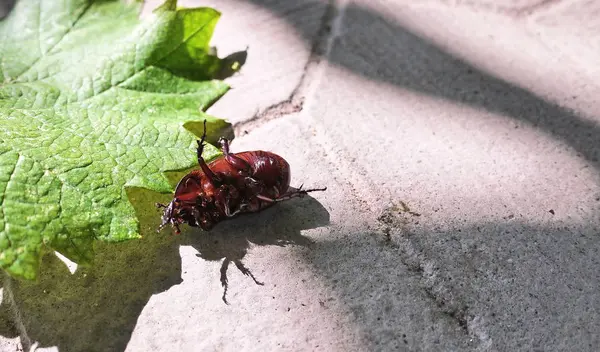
left=156, top=120, right=327, bottom=234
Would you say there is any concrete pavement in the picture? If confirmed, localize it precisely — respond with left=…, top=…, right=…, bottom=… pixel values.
left=2, top=0, right=600, bottom=351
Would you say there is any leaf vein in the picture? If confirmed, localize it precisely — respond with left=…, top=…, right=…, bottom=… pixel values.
left=155, top=21, right=210, bottom=65
left=14, top=1, right=94, bottom=82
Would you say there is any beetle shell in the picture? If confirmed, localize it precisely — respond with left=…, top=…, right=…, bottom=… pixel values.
left=157, top=123, right=326, bottom=234
left=206, top=151, right=290, bottom=202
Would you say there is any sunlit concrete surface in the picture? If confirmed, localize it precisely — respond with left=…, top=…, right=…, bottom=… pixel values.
left=2, top=0, right=600, bottom=351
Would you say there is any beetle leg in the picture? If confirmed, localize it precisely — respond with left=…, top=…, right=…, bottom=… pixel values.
left=197, top=120, right=221, bottom=185
left=243, top=176, right=265, bottom=197
left=256, top=186, right=328, bottom=203
left=191, top=207, right=202, bottom=227
left=172, top=222, right=181, bottom=235
left=225, top=207, right=245, bottom=217
left=215, top=186, right=242, bottom=218
left=219, top=137, right=251, bottom=176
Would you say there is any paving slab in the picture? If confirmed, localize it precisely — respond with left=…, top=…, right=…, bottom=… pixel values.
left=307, top=0, right=600, bottom=350
left=527, top=0, right=600, bottom=82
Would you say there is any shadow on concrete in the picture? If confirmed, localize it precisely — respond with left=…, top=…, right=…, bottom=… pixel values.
left=236, top=1, right=600, bottom=349
left=305, top=218, right=600, bottom=351
left=181, top=194, right=329, bottom=304
left=244, top=0, right=600, bottom=171
left=407, top=220, right=600, bottom=350
left=3, top=1, right=599, bottom=350
left=0, top=284, right=19, bottom=340
left=5, top=187, right=183, bottom=352
left=5, top=185, right=329, bottom=352
left=0, top=0, right=15, bottom=20
left=302, top=234, right=476, bottom=351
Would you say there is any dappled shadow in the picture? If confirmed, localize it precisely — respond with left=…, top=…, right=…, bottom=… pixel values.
left=180, top=194, right=329, bottom=304
left=5, top=186, right=329, bottom=351
left=4, top=0, right=600, bottom=350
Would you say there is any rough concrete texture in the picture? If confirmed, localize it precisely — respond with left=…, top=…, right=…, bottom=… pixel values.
left=2, top=0, right=600, bottom=351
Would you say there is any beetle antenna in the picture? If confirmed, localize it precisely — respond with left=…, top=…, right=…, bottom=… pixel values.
left=200, top=119, right=207, bottom=146
left=197, top=119, right=208, bottom=162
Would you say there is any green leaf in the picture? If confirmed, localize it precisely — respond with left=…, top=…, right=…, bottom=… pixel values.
left=0, top=0, right=235, bottom=279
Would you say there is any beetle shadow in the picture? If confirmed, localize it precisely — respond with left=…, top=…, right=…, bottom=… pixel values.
left=180, top=193, right=330, bottom=304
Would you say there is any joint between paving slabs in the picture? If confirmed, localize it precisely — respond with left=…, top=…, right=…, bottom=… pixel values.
left=441, top=0, right=564, bottom=17
left=505, top=0, right=565, bottom=17
left=306, top=111, right=485, bottom=342
left=377, top=209, right=483, bottom=344
left=233, top=0, right=342, bottom=137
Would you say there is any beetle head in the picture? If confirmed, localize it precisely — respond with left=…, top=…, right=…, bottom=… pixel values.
left=156, top=195, right=217, bottom=234
left=157, top=171, right=219, bottom=233
left=156, top=198, right=183, bottom=234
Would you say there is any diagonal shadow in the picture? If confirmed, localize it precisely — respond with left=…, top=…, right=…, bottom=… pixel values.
left=233, top=1, right=600, bottom=349
left=2, top=1, right=599, bottom=350
left=243, top=0, right=600, bottom=172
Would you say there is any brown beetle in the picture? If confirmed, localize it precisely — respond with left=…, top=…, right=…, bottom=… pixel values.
left=156, top=121, right=327, bottom=234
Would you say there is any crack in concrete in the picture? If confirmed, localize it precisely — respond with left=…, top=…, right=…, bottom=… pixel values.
left=378, top=209, right=469, bottom=329
left=430, top=0, right=565, bottom=17
left=233, top=97, right=305, bottom=138
left=293, top=0, right=495, bottom=343
left=260, top=0, right=494, bottom=345
left=502, top=0, right=565, bottom=17
left=233, top=0, right=340, bottom=137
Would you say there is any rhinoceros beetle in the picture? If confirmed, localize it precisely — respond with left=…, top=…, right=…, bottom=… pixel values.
left=156, top=121, right=327, bottom=234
